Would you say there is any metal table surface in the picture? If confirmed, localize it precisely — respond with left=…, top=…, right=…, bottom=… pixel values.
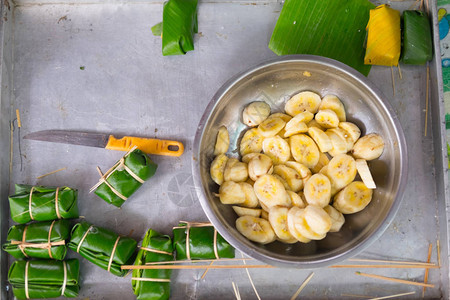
left=0, top=0, right=448, bottom=299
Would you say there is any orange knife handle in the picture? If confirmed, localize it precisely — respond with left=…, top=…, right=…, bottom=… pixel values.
left=105, top=135, right=184, bottom=157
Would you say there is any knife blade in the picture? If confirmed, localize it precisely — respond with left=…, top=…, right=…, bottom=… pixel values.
left=23, top=130, right=184, bottom=157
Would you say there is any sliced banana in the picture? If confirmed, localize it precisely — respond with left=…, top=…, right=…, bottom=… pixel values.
left=287, top=207, right=311, bottom=243
left=355, top=159, right=376, bottom=189
left=303, top=205, right=332, bottom=235
left=253, top=174, right=290, bottom=208
left=272, top=174, right=291, bottom=192
left=352, top=133, right=385, bottom=161
left=333, top=181, right=373, bottom=214
left=242, top=101, right=271, bottom=127
left=311, top=152, right=330, bottom=174
left=248, top=153, right=274, bottom=181
left=257, top=117, right=286, bottom=138
left=292, top=111, right=315, bottom=123
left=284, top=120, right=308, bottom=138
left=268, top=206, right=296, bottom=242
left=289, top=134, right=320, bottom=169
left=319, top=164, right=328, bottom=175
left=240, top=128, right=264, bottom=156
left=223, top=158, right=248, bottom=182
left=293, top=208, right=327, bottom=240
left=214, top=125, right=230, bottom=155
left=285, top=91, right=322, bottom=116
left=273, top=165, right=303, bottom=192
left=233, top=206, right=262, bottom=218
left=261, top=210, right=269, bottom=220
left=315, top=109, right=340, bottom=129
left=219, top=181, right=246, bottom=205
left=262, top=136, right=291, bottom=164
left=288, top=190, right=306, bottom=208
left=239, top=182, right=259, bottom=208
left=323, top=205, right=345, bottom=232
left=326, top=129, right=348, bottom=157
left=236, top=216, right=276, bottom=244
left=328, top=128, right=354, bottom=152
left=327, top=154, right=357, bottom=190
left=285, top=161, right=312, bottom=183
left=242, top=152, right=261, bottom=163
left=307, top=119, right=325, bottom=131
left=319, top=95, right=346, bottom=122
left=303, top=173, right=332, bottom=207
left=308, top=127, right=332, bottom=153
left=267, top=113, right=292, bottom=123
left=338, top=122, right=361, bottom=144
left=210, top=154, right=228, bottom=185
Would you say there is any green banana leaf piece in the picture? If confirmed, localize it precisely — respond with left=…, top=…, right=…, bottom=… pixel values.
left=132, top=229, right=173, bottom=300
left=8, top=259, right=80, bottom=299
left=161, top=0, right=198, bottom=56
left=173, top=223, right=234, bottom=260
left=152, top=22, right=162, bottom=36
left=3, top=220, right=71, bottom=260
left=269, top=0, right=375, bottom=76
left=68, top=222, right=137, bottom=277
left=94, top=149, right=157, bottom=208
left=401, top=10, right=433, bottom=65
left=9, top=184, right=79, bottom=224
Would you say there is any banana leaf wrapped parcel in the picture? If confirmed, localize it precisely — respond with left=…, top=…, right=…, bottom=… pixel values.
left=401, top=10, right=433, bottom=65
left=173, top=222, right=234, bottom=260
left=92, top=148, right=157, bottom=208
left=3, top=220, right=71, bottom=260
left=8, top=259, right=80, bottom=299
left=68, top=222, right=137, bottom=276
left=9, top=184, right=79, bottom=224
left=132, top=229, right=174, bottom=300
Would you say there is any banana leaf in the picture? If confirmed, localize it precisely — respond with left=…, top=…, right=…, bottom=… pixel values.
left=132, top=229, right=173, bottom=300
left=3, top=220, right=71, bottom=260
left=364, top=5, right=401, bottom=67
left=161, top=0, right=198, bottom=56
left=93, top=148, right=157, bottom=208
left=269, top=0, right=374, bottom=76
left=9, top=184, right=79, bottom=224
left=401, top=10, right=433, bottom=65
left=8, top=259, right=80, bottom=299
left=173, top=222, right=234, bottom=260
left=68, top=222, right=137, bottom=277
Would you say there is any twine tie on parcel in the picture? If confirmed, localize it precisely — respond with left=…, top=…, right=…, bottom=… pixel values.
left=108, top=236, right=121, bottom=272
left=174, top=221, right=220, bottom=260
left=28, top=187, right=62, bottom=221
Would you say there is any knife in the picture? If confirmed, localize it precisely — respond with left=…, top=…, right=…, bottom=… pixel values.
left=23, top=130, right=184, bottom=157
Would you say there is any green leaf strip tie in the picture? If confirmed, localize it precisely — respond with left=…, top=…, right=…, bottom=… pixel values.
left=24, top=260, right=67, bottom=299
left=174, top=221, right=219, bottom=260
left=10, top=220, right=65, bottom=259
left=90, top=146, right=145, bottom=201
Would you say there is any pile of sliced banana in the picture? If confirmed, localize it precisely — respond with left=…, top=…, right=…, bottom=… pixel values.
left=210, top=91, right=385, bottom=245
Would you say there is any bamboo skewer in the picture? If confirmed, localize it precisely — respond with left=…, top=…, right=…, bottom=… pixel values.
left=341, top=294, right=372, bottom=299
left=355, top=272, right=435, bottom=288
left=437, top=240, right=441, bottom=267
left=200, top=261, right=213, bottom=280
left=348, top=258, right=436, bottom=266
left=241, top=253, right=261, bottom=300
left=331, top=264, right=438, bottom=269
left=231, top=282, right=241, bottom=300
left=122, top=264, right=275, bottom=270
left=391, top=66, right=396, bottom=97
left=369, top=291, right=415, bottom=300
left=36, top=167, right=67, bottom=179
left=424, top=64, right=430, bottom=137
left=290, top=272, right=314, bottom=300
left=145, top=258, right=254, bottom=265
left=398, top=64, right=403, bottom=79
left=422, top=244, right=433, bottom=297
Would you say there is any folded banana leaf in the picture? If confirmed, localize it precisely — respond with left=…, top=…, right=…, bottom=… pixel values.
left=93, top=148, right=157, bottom=208
left=173, top=222, right=234, bottom=260
left=364, top=4, right=401, bottom=66
left=3, top=220, right=71, bottom=260
left=161, top=0, right=198, bottom=56
left=269, top=0, right=374, bottom=76
left=9, top=184, right=79, bottom=224
left=68, top=222, right=137, bottom=277
left=401, top=10, right=433, bottom=65
left=8, top=259, right=80, bottom=299
left=132, top=229, right=173, bottom=300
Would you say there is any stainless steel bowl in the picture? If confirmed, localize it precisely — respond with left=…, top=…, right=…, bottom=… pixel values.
left=193, top=55, right=407, bottom=268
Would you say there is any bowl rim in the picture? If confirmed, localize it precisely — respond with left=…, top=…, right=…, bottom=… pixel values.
left=192, top=54, right=408, bottom=268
